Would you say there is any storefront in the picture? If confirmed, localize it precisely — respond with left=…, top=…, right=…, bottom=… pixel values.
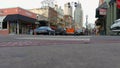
left=3, top=14, right=36, bottom=35
left=95, top=2, right=108, bottom=35
left=106, top=0, right=117, bottom=35
left=0, top=7, right=37, bottom=35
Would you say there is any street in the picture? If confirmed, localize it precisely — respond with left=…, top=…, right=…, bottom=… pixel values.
left=0, top=0, right=120, bottom=68
left=0, top=35, right=120, bottom=68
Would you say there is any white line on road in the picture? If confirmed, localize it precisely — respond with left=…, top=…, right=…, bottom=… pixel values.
left=16, top=37, right=90, bottom=41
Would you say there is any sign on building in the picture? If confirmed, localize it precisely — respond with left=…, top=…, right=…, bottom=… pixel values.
left=99, top=8, right=106, bottom=15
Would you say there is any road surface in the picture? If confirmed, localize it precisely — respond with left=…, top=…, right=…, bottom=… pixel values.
left=0, top=35, right=120, bottom=68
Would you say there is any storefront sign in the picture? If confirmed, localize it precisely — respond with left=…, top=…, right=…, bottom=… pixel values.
left=0, top=10, right=3, bottom=14
left=18, top=8, right=37, bottom=19
left=99, top=9, right=106, bottom=15
left=0, top=7, right=37, bottom=19
left=117, top=0, right=120, bottom=9
left=0, top=22, right=2, bottom=29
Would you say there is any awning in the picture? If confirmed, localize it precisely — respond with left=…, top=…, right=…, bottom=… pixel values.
left=3, top=14, right=36, bottom=23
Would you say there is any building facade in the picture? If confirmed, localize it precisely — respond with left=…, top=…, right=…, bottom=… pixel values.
left=74, top=2, right=83, bottom=30
left=54, top=5, right=64, bottom=28
left=106, top=0, right=117, bottom=35
left=95, top=0, right=120, bottom=35
left=64, top=3, right=73, bottom=28
left=0, top=7, right=37, bottom=35
left=29, top=7, right=58, bottom=29
left=64, top=3, right=73, bottom=16
left=64, top=15, right=73, bottom=28
left=95, top=0, right=108, bottom=35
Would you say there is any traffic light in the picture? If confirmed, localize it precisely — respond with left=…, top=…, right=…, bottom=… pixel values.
left=68, top=2, right=71, bottom=8
left=74, top=2, right=77, bottom=7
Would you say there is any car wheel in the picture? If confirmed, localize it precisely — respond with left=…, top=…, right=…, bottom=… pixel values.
left=48, top=32, right=50, bottom=35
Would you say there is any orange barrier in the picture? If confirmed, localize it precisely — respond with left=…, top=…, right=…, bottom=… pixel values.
left=66, top=28, right=75, bottom=34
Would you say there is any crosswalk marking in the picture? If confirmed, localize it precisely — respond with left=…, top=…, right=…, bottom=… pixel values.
left=0, top=40, right=90, bottom=47
left=0, top=36, right=92, bottom=47
left=16, top=36, right=91, bottom=41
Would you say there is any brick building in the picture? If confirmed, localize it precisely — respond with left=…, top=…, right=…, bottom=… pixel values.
left=29, top=7, right=58, bottom=29
left=64, top=15, right=73, bottom=28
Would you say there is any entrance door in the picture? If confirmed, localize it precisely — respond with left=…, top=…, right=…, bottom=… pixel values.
left=9, top=22, right=17, bottom=34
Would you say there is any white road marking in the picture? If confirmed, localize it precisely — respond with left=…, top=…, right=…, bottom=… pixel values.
left=16, top=36, right=91, bottom=41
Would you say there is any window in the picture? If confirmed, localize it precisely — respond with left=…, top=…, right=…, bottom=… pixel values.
left=2, top=22, right=7, bottom=29
left=0, top=22, right=2, bottom=29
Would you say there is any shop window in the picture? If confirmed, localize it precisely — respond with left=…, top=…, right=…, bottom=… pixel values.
left=0, top=22, right=1, bottom=29
left=2, top=22, right=7, bottom=29
left=0, top=22, right=1, bottom=26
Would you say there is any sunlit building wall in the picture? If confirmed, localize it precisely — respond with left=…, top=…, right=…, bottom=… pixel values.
left=64, top=3, right=72, bottom=16
left=54, top=4, right=64, bottom=28
left=29, top=7, right=58, bottom=27
left=74, top=2, right=83, bottom=30
left=64, top=3, right=73, bottom=28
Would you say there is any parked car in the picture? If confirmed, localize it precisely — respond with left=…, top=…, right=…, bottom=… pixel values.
left=110, top=19, right=120, bottom=35
left=55, top=28, right=66, bottom=35
left=75, top=29, right=84, bottom=35
left=34, top=26, right=55, bottom=35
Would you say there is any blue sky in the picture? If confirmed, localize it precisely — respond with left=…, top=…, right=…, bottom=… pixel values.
left=0, top=0, right=99, bottom=26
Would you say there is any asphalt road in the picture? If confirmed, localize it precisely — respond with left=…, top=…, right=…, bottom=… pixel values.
left=0, top=35, right=120, bottom=68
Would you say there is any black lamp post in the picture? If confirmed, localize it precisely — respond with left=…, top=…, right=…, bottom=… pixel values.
left=86, top=15, right=88, bottom=35
left=35, top=15, right=39, bottom=27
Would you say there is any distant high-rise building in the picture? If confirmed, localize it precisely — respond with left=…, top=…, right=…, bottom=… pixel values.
left=64, top=3, right=73, bottom=16
left=63, top=2, right=73, bottom=28
left=74, top=2, right=83, bottom=29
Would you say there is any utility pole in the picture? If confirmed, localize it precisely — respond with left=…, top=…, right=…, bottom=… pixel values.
left=86, top=15, right=88, bottom=35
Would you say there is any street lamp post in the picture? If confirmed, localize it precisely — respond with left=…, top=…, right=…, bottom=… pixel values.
left=86, top=15, right=88, bottom=35
left=35, top=15, right=39, bottom=27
